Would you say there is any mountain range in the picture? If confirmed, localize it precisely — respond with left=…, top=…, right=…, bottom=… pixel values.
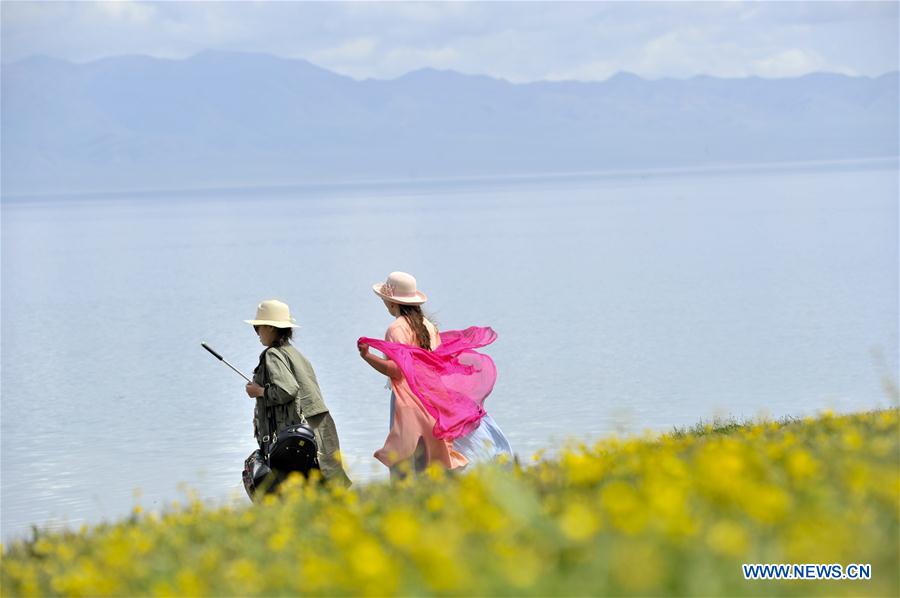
left=2, top=50, right=897, bottom=196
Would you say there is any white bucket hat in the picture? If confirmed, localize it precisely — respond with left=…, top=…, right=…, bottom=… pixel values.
left=372, top=271, right=428, bottom=305
left=244, top=299, right=300, bottom=328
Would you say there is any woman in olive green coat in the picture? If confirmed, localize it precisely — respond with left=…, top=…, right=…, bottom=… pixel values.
left=244, top=299, right=351, bottom=487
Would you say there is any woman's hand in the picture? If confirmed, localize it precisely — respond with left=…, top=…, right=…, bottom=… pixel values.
left=245, top=382, right=265, bottom=398
left=358, top=342, right=402, bottom=380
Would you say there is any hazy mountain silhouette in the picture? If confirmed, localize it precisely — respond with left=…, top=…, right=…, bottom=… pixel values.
left=2, top=50, right=897, bottom=195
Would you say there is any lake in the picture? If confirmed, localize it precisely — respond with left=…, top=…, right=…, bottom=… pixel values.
left=2, top=161, right=897, bottom=540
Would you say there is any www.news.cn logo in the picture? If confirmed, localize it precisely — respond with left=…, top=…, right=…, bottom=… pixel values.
left=743, top=563, right=872, bottom=580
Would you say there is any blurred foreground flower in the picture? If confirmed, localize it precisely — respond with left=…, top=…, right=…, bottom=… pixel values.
left=2, top=408, right=897, bottom=597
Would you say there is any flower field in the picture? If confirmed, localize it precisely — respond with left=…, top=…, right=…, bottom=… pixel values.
left=2, top=408, right=898, bottom=596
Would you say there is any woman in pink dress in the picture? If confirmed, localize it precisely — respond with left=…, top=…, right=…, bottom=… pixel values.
left=357, top=271, right=512, bottom=478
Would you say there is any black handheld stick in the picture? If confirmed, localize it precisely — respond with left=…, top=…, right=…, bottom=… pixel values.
left=201, top=342, right=253, bottom=383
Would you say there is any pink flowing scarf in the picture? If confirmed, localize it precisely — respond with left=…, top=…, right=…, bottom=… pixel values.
left=358, top=326, right=498, bottom=440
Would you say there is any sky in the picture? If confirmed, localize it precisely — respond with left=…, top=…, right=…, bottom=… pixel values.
left=1, top=1, right=898, bottom=81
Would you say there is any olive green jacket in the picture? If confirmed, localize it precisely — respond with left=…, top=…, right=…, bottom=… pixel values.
left=253, top=344, right=351, bottom=486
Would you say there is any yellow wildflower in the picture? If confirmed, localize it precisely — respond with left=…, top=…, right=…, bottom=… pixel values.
left=558, top=500, right=601, bottom=541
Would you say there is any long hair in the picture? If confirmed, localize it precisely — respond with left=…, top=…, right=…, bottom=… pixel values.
left=397, top=304, right=434, bottom=350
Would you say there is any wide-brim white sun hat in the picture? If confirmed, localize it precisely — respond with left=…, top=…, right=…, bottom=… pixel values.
left=372, top=271, right=428, bottom=305
left=244, top=299, right=300, bottom=328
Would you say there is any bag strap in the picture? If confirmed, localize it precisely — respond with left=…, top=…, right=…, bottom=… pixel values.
left=256, top=348, right=279, bottom=452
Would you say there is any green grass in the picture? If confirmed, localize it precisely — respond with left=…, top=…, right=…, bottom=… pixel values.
left=670, top=413, right=801, bottom=438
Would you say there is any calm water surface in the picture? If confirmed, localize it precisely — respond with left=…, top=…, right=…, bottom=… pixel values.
left=2, top=164, right=897, bottom=540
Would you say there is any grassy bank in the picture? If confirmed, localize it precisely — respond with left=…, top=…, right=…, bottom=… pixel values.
left=2, top=408, right=898, bottom=596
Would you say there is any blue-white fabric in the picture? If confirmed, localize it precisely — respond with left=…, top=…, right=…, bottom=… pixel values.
left=453, top=413, right=513, bottom=464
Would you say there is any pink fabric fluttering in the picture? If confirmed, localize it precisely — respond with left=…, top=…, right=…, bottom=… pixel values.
left=358, top=326, right=498, bottom=440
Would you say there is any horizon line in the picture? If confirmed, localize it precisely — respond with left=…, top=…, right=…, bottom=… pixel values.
left=3, top=156, right=897, bottom=204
